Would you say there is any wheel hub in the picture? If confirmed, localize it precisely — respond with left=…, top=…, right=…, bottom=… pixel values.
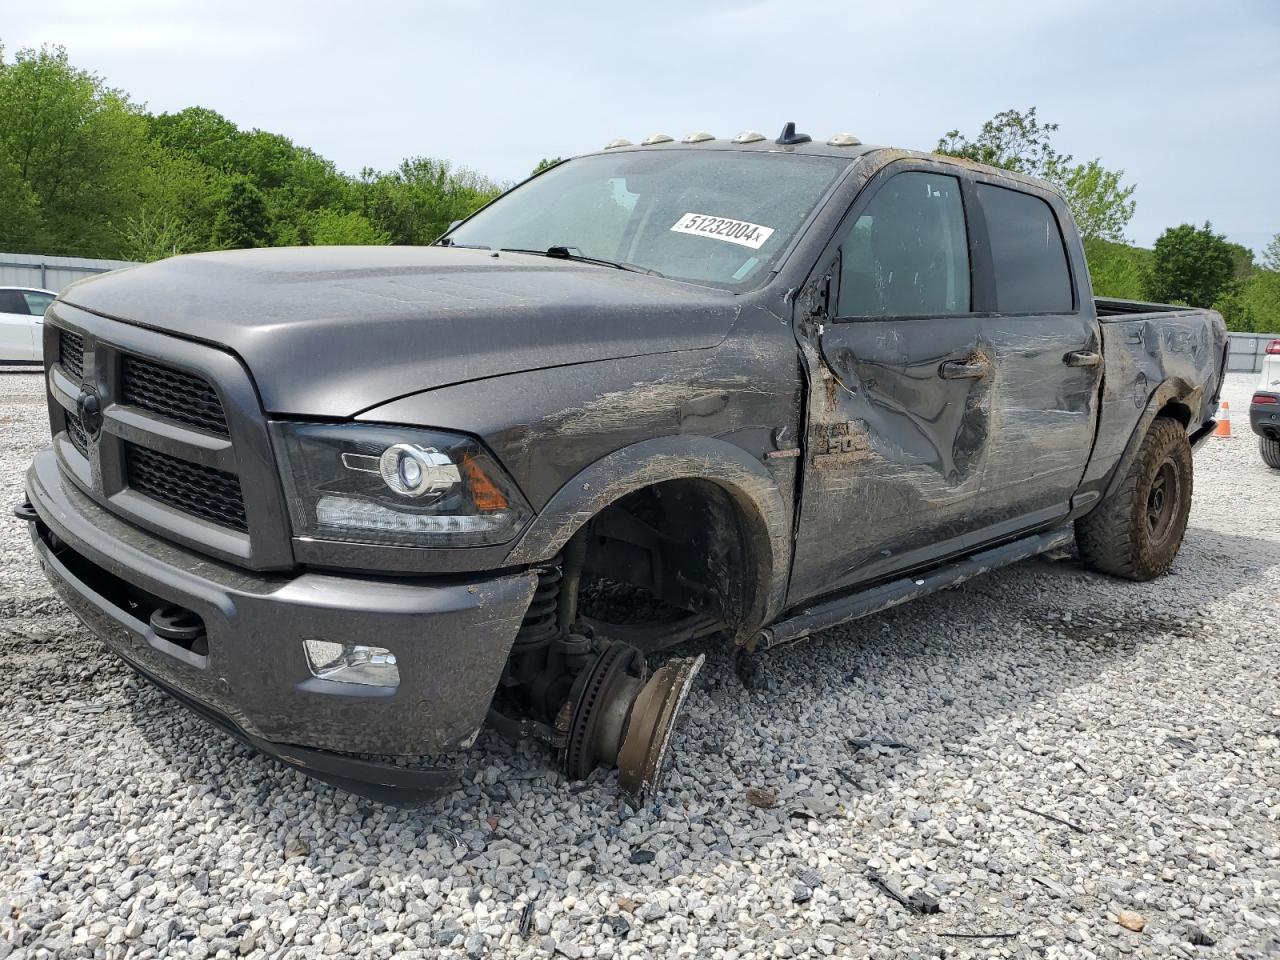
left=615, top=653, right=705, bottom=800
left=1146, top=458, right=1180, bottom=545
left=558, top=642, right=704, bottom=800
left=559, top=641, right=646, bottom=781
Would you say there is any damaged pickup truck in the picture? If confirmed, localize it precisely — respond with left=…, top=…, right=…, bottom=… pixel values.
left=19, top=124, right=1227, bottom=804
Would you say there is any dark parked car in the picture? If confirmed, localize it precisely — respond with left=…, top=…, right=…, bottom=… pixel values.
left=19, top=125, right=1228, bottom=803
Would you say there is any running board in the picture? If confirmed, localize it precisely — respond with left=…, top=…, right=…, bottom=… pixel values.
left=756, top=525, right=1075, bottom=651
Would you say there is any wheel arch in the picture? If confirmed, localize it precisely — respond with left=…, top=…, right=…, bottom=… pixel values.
left=505, top=435, right=792, bottom=635
left=1102, top=376, right=1203, bottom=503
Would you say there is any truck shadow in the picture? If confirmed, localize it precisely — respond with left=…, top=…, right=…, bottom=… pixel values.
left=117, top=523, right=1277, bottom=907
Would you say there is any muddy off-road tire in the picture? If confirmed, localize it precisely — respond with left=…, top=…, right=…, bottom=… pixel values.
left=1076, top=416, right=1193, bottom=581
left=1261, top=436, right=1280, bottom=469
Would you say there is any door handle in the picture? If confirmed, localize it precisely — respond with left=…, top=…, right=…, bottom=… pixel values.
left=939, top=358, right=991, bottom=380
left=1064, top=350, right=1102, bottom=368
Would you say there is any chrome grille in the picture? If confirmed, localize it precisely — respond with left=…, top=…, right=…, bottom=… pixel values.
left=121, top=355, right=229, bottom=436
left=59, top=330, right=84, bottom=382
left=125, top=443, right=248, bottom=532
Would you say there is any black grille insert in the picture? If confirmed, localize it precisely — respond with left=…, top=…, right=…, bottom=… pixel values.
left=121, top=356, right=229, bottom=436
left=64, top=410, right=89, bottom=458
left=125, top=443, right=247, bottom=532
left=59, top=330, right=84, bottom=382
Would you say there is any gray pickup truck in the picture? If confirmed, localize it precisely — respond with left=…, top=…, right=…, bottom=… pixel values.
left=19, top=124, right=1227, bottom=804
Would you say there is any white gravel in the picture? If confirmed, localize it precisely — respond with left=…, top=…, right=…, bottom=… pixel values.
left=2, top=370, right=1278, bottom=960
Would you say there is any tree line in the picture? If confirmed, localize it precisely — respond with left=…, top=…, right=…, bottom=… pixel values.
left=0, top=45, right=504, bottom=261
left=2, top=45, right=1276, bottom=331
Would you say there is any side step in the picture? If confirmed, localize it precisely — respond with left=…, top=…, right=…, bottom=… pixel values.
left=756, top=525, right=1075, bottom=651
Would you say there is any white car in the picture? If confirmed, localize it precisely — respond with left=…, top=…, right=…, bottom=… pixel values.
left=1252, top=338, right=1280, bottom=469
left=1261, top=338, right=1280, bottom=394
left=0, top=286, right=56, bottom=363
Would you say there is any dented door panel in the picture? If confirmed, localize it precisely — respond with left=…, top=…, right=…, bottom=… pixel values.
left=975, top=314, right=1102, bottom=526
left=789, top=315, right=994, bottom=600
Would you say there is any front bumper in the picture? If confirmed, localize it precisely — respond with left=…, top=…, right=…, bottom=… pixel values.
left=1250, top=392, right=1280, bottom=439
left=23, top=447, right=538, bottom=803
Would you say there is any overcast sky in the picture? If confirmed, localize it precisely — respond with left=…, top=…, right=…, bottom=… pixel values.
left=7, top=0, right=1278, bottom=252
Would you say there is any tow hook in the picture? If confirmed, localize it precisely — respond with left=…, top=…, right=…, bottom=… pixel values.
left=13, top=501, right=38, bottom=523
left=558, top=639, right=704, bottom=801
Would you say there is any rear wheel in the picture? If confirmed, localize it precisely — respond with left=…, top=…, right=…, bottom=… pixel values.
left=1076, top=417, right=1193, bottom=581
left=1261, top=436, right=1280, bottom=469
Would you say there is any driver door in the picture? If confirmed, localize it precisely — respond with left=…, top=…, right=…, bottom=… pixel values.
left=788, top=165, right=997, bottom=602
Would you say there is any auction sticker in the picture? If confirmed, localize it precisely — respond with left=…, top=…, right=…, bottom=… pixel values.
left=669, top=212, right=775, bottom=249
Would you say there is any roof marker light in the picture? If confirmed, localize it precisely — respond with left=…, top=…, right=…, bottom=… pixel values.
left=828, top=133, right=862, bottom=146
left=604, top=138, right=633, bottom=149
left=732, top=131, right=765, bottom=144
left=682, top=131, right=714, bottom=143
left=641, top=133, right=674, bottom=145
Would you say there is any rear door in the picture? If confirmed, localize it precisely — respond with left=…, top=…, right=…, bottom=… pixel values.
left=969, top=181, right=1101, bottom=527
left=789, top=162, right=998, bottom=601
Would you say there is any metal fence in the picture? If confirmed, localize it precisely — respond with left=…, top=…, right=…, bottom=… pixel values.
left=1227, top=332, right=1279, bottom=374
left=0, top=252, right=137, bottom=294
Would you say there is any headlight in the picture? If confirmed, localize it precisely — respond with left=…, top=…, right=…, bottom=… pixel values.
left=271, top=423, right=531, bottom=547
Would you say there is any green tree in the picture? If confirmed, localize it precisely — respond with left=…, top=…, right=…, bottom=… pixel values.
left=937, top=107, right=1066, bottom=176
left=937, top=107, right=1136, bottom=242
left=0, top=44, right=151, bottom=256
left=293, top=208, right=389, bottom=246
left=358, top=157, right=502, bottom=245
left=1224, top=242, right=1255, bottom=280
left=1260, top=233, right=1280, bottom=272
left=148, top=106, right=241, bottom=172
left=209, top=177, right=273, bottom=249
left=0, top=155, right=45, bottom=249
left=1084, top=238, right=1151, bottom=300
left=118, top=210, right=199, bottom=261
left=1145, top=222, right=1235, bottom=307
left=1055, top=160, right=1137, bottom=245
left=1214, top=270, right=1280, bottom=332
left=532, top=157, right=566, bottom=175
left=1240, top=270, right=1280, bottom=329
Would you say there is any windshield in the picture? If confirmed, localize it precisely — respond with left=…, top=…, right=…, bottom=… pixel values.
left=445, top=150, right=850, bottom=288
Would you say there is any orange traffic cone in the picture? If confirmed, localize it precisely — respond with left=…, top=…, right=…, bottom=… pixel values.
left=1214, top=401, right=1232, bottom=437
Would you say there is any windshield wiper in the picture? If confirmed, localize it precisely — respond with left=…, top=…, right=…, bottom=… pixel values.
left=499, top=246, right=666, bottom=278
left=436, top=238, right=491, bottom=250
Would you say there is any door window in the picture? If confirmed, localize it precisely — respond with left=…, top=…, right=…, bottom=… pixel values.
left=21, top=291, right=54, bottom=316
left=0, top=290, right=28, bottom=314
left=976, top=184, right=1073, bottom=313
left=837, top=172, right=970, bottom=318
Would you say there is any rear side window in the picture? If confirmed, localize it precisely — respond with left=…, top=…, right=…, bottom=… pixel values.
left=837, top=172, right=970, bottom=318
left=977, top=184, right=1073, bottom=313
left=22, top=291, right=54, bottom=316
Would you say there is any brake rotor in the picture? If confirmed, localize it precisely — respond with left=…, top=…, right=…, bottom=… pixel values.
left=616, top=653, right=705, bottom=800
left=560, top=642, right=646, bottom=781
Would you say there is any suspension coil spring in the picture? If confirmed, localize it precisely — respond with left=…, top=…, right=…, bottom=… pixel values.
left=514, top=558, right=562, bottom=650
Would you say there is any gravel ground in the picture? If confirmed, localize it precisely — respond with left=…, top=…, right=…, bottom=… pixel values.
left=1, top=369, right=1277, bottom=960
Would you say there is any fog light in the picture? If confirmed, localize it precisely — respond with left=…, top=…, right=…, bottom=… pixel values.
left=304, top=639, right=399, bottom=687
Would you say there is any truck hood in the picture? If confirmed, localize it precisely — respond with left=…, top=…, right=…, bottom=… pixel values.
left=61, top=246, right=739, bottom=417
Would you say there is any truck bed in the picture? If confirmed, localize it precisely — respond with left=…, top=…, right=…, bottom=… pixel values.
left=1095, top=297, right=1201, bottom=319
left=1078, top=298, right=1228, bottom=496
